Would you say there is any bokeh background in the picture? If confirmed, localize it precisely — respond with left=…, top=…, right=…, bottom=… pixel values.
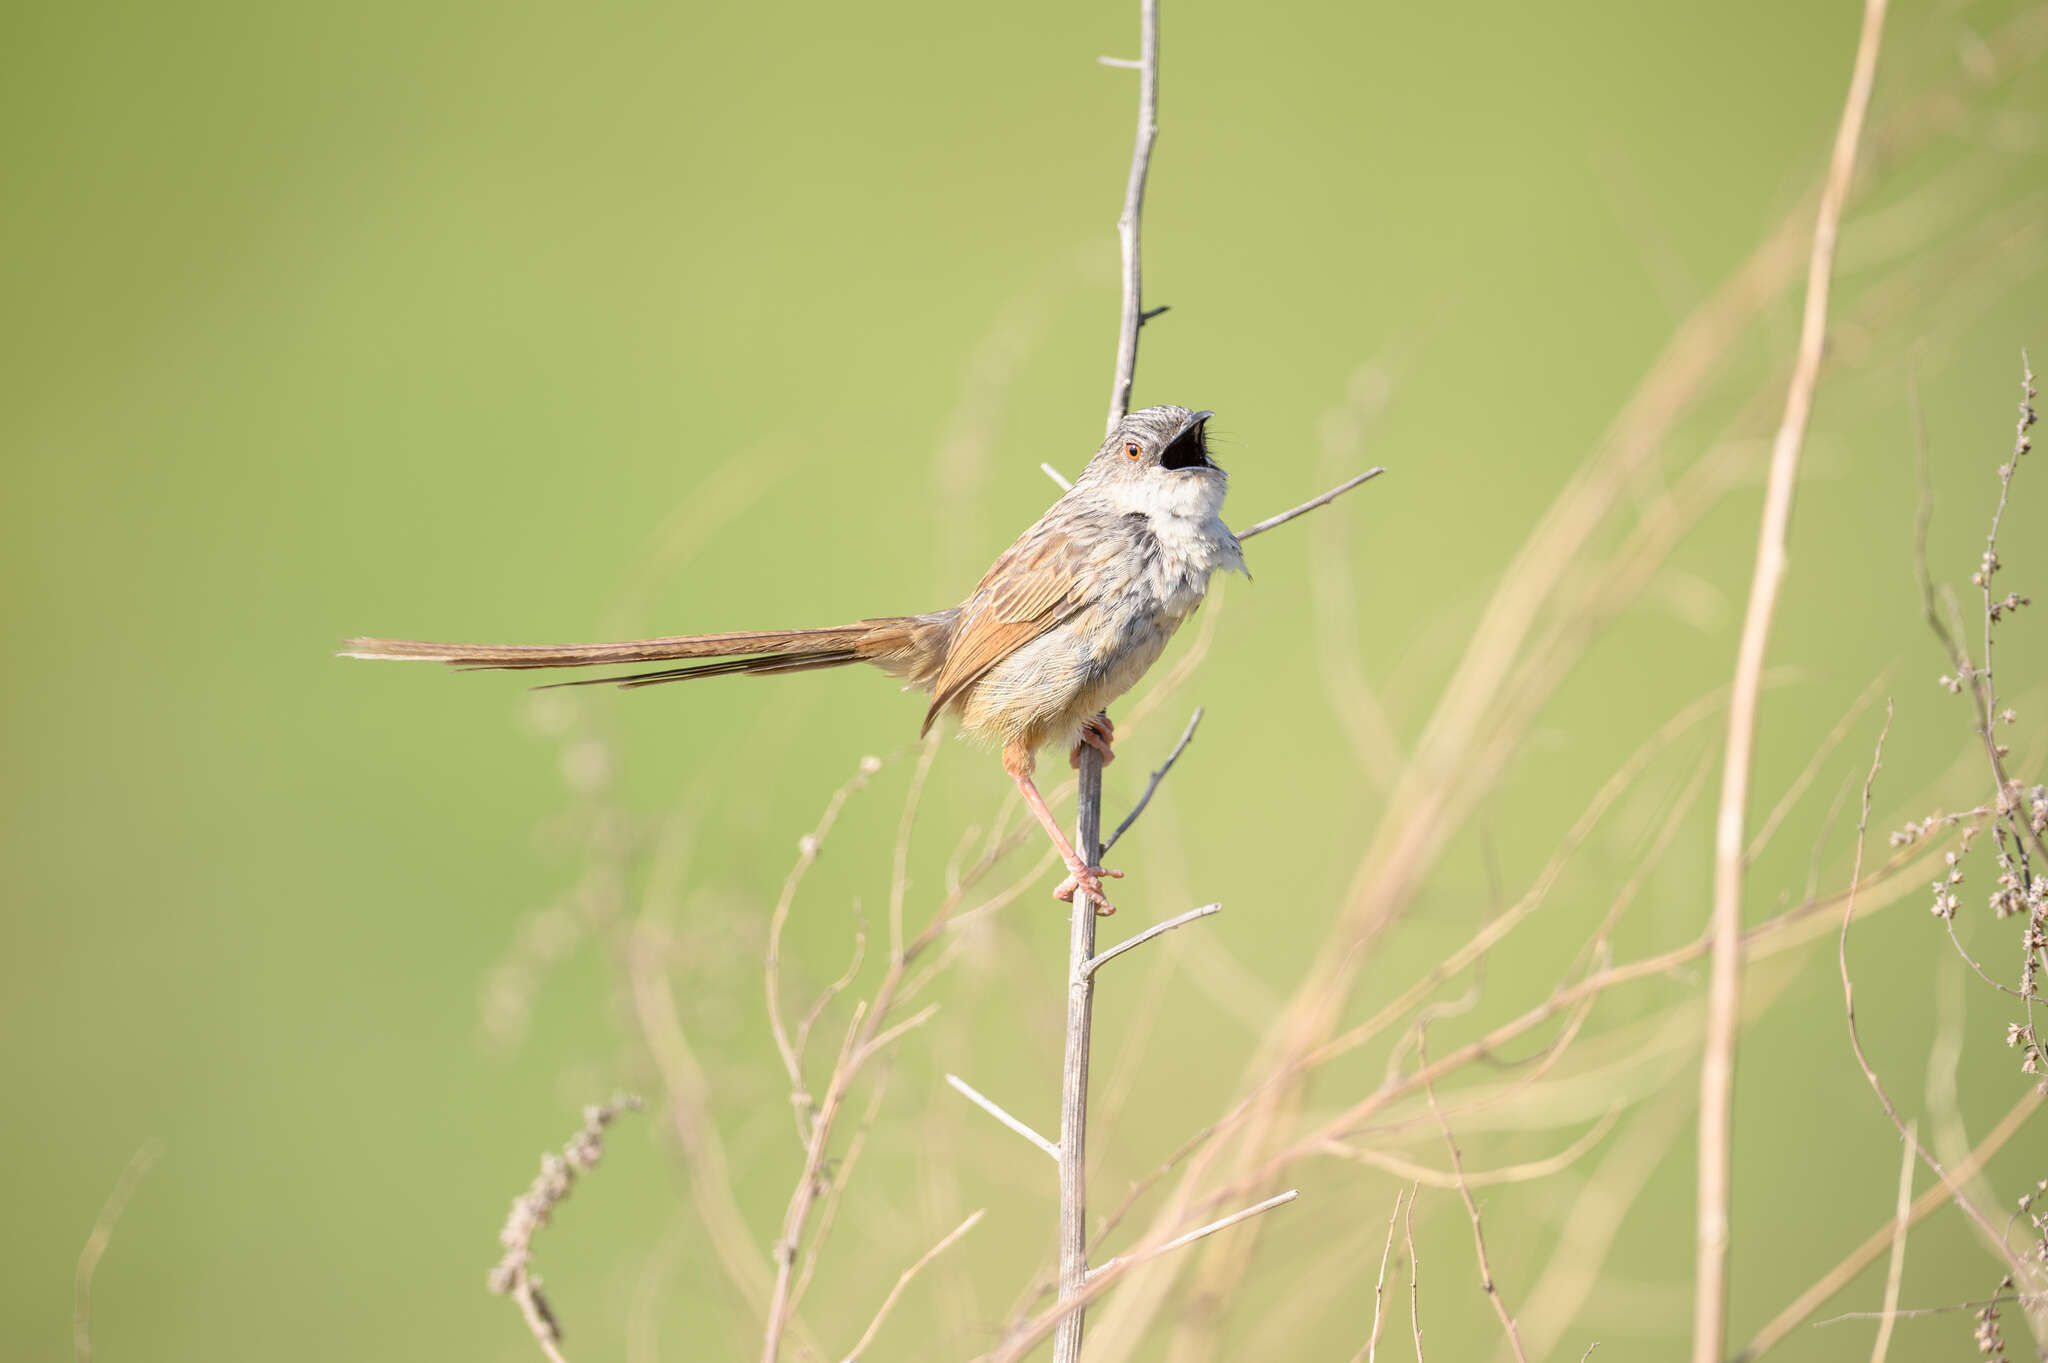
left=6, top=0, right=2046, bottom=1359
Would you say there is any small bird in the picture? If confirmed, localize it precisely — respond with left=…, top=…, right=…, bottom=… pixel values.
left=344, top=405, right=1246, bottom=913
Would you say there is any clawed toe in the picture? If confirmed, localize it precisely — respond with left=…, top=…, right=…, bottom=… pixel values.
left=1069, top=715, right=1118, bottom=769
left=1053, top=865, right=1123, bottom=915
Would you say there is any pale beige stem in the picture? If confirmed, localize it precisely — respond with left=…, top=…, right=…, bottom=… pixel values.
left=1694, top=5, right=1887, bottom=1358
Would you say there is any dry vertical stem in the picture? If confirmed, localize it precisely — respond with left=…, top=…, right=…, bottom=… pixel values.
left=1102, top=0, right=1160, bottom=436
left=1057, top=3, right=1160, bottom=1361
left=1695, top=4, right=1888, bottom=1359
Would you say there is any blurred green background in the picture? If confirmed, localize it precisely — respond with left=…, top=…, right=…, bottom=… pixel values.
left=6, top=0, right=2047, bottom=1359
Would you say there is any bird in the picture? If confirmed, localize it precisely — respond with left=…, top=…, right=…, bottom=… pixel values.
left=343, top=404, right=1246, bottom=914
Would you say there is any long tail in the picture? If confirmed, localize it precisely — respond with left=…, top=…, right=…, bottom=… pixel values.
left=340, top=614, right=955, bottom=690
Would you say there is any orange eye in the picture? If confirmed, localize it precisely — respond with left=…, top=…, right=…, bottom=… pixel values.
left=1125, top=442, right=1142, bottom=459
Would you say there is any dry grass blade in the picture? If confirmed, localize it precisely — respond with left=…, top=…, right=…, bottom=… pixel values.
left=74, top=1140, right=162, bottom=1363
left=1321, top=1104, right=1620, bottom=1191
left=1695, top=6, right=1888, bottom=1358
left=1869, top=1120, right=1917, bottom=1363
left=1735, top=1085, right=2043, bottom=1360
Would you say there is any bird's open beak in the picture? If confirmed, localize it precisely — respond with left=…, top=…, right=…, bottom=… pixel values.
left=1161, top=411, right=1216, bottom=471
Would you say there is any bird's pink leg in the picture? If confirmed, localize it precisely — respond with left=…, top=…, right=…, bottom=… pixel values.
left=1005, top=740, right=1120, bottom=915
left=1068, top=713, right=1117, bottom=770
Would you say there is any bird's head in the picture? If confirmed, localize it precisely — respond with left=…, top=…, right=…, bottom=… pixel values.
left=1076, top=405, right=1226, bottom=518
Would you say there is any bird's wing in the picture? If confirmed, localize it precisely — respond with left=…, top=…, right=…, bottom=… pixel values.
left=922, top=519, right=1094, bottom=733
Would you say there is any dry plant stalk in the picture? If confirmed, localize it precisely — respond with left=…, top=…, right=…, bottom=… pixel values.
left=1036, top=0, right=1371, bottom=1355
left=489, top=1096, right=642, bottom=1363
left=1695, top=3, right=1887, bottom=1356
left=1052, top=0, right=1162, bottom=1351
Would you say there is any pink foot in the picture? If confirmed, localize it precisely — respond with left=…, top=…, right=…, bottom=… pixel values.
left=1053, top=864, right=1123, bottom=915
left=1068, top=714, right=1118, bottom=770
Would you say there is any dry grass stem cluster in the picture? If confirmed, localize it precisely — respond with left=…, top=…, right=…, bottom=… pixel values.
left=444, top=3, right=2048, bottom=1361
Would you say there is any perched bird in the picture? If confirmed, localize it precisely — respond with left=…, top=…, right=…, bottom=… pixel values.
left=344, top=404, right=1245, bottom=913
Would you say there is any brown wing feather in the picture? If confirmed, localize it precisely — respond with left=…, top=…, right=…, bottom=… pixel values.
left=922, top=525, right=1088, bottom=733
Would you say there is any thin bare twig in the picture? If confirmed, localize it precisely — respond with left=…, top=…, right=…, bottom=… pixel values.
left=1839, top=711, right=2025, bottom=1282
left=1870, top=1120, right=1916, bottom=1363
left=1236, top=466, right=1387, bottom=541
left=1359, top=1186, right=1407, bottom=1363
left=75, top=1140, right=161, bottom=1363
left=857, top=1001, right=940, bottom=1066
left=1406, top=1191, right=1426, bottom=1363
left=1419, top=1033, right=1529, bottom=1363
left=1101, top=706, right=1204, bottom=855
left=1041, top=462, right=1075, bottom=492
left=767, top=754, right=885, bottom=1143
left=1817, top=1295, right=2027, bottom=1327
left=946, top=1073, right=1059, bottom=1161
left=980, top=1187, right=1301, bottom=1363
left=1082, top=902, right=1221, bottom=976
left=1695, top=6, right=1887, bottom=1359
left=1102, top=0, right=1159, bottom=437
left=1086, top=1189, right=1299, bottom=1279
left=841, top=1209, right=985, bottom=1362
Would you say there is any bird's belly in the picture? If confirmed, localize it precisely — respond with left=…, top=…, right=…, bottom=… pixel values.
left=956, top=597, right=1194, bottom=755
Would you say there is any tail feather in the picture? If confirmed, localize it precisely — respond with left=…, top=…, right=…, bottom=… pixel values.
left=537, top=650, right=866, bottom=690
left=341, top=612, right=957, bottom=691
